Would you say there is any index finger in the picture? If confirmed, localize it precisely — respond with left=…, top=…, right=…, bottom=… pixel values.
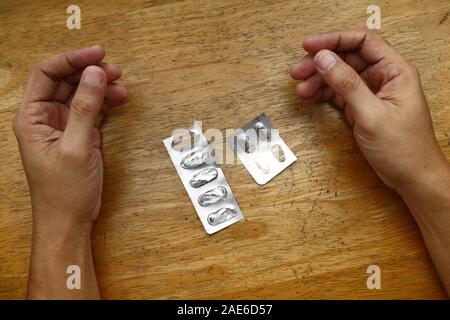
left=22, top=45, right=105, bottom=104
left=303, top=28, right=399, bottom=65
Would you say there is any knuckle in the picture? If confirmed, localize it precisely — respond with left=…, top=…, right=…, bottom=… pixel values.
left=360, top=117, right=378, bottom=134
left=401, top=59, right=421, bottom=81
left=354, top=26, right=368, bottom=33
left=59, top=144, right=77, bottom=160
left=59, top=144, right=88, bottom=162
left=11, top=113, right=24, bottom=140
left=366, top=28, right=377, bottom=38
left=33, top=61, right=42, bottom=71
left=359, top=110, right=383, bottom=135
left=340, top=70, right=361, bottom=91
left=33, top=60, right=46, bottom=73
left=365, top=29, right=380, bottom=42
left=71, top=97, right=94, bottom=114
left=409, top=62, right=420, bottom=79
left=11, top=114, right=19, bottom=134
left=382, top=61, right=403, bottom=82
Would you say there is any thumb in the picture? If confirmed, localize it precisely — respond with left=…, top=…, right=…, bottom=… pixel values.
left=63, top=66, right=106, bottom=149
left=314, top=49, right=377, bottom=121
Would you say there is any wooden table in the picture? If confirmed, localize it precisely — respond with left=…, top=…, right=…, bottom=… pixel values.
left=1, top=0, right=449, bottom=299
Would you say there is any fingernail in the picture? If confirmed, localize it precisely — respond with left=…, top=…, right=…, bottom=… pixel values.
left=316, top=51, right=336, bottom=71
left=83, top=68, right=102, bottom=86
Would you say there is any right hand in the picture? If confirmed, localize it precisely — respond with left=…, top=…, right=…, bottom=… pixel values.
left=290, top=29, right=449, bottom=192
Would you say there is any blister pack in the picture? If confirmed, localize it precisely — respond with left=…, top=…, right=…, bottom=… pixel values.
left=163, top=124, right=244, bottom=234
left=229, top=113, right=297, bottom=185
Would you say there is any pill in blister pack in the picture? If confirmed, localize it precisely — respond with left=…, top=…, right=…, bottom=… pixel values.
left=229, top=113, right=297, bottom=185
left=163, top=125, right=244, bottom=234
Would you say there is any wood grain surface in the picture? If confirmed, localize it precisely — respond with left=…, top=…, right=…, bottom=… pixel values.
left=1, top=0, right=449, bottom=299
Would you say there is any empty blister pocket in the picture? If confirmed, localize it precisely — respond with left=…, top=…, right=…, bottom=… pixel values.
left=163, top=124, right=244, bottom=234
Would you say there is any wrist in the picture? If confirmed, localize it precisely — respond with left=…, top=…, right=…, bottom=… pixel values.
left=31, top=207, right=93, bottom=243
left=398, top=159, right=450, bottom=219
left=32, top=220, right=92, bottom=243
left=30, top=196, right=95, bottom=237
left=397, top=158, right=450, bottom=199
left=28, top=213, right=97, bottom=299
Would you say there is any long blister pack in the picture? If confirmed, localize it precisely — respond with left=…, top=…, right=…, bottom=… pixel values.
left=229, top=113, right=297, bottom=185
left=163, top=124, right=244, bottom=234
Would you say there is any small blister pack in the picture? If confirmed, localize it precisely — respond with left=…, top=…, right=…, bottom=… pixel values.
left=163, top=124, right=244, bottom=234
left=229, top=113, right=297, bottom=185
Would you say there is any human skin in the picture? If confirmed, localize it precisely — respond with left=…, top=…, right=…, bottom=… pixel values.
left=291, top=28, right=450, bottom=295
left=13, top=29, right=450, bottom=299
left=12, top=45, right=128, bottom=299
